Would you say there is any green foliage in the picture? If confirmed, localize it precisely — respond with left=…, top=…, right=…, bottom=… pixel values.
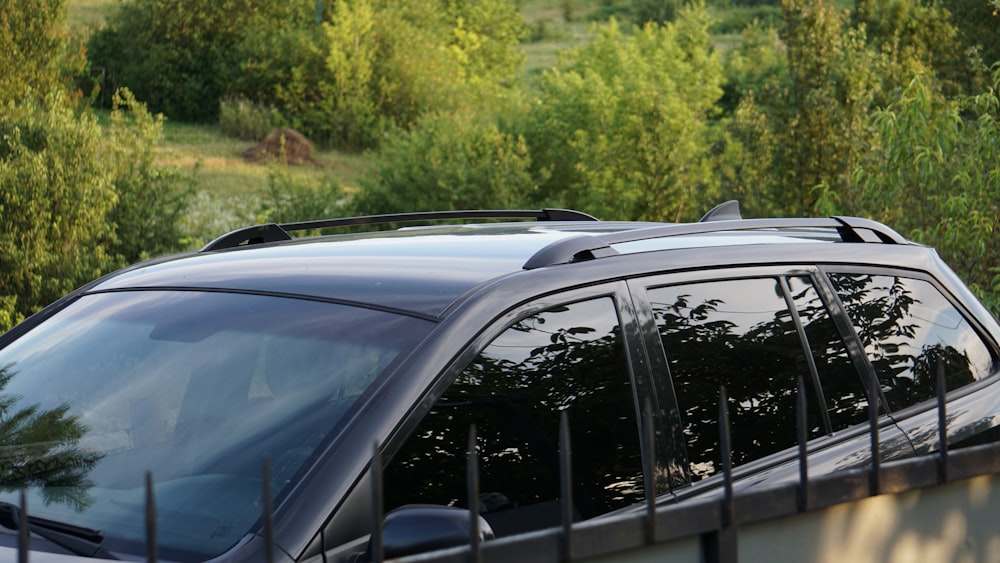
left=853, top=74, right=1000, bottom=314
left=524, top=7, right=724, bottom=221
left=0, top=90, right=191, bottom=330
left=219, top=97, right=285, bottom=142
left=727, top=0, right=883, bottom=217
left=352, top=112, right=537, bottom=214
left=938, top=0, right=1000, bottom=93
left=215, top=0, right=526, bottom=149
left=87, top=0, right=308, bottom=122
left=0, top=98, right=117, bottom=328
left=633, top=0, right=682, bottom=25
left=854, top=0, right=966, bottom=98
left=0, top=0, right=86, bottom=105
left=709, top=6, right=783, bottom=34
left=260, top=167, right=345, bottom=228
left=103, top=90, right=194, bottom=263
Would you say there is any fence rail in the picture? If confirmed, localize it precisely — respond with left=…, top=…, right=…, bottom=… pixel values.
left=12, top=362, right=1000, bottom=562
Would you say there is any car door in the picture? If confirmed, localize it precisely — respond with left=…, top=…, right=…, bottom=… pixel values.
left=380, top=281, right=669, bottom=537
left=627, top=266, right=919, bottom=500
left=821, top=267, right=1000, bottom=453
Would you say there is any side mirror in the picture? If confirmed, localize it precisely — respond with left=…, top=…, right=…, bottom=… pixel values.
left=366, top=505, right=494, bottom=560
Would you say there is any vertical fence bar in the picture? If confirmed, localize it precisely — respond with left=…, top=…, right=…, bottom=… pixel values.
left=867, top=370, right=881, bottom=497
left=719, top=387, right=733, bottom=528
left=559, top=411, right=573, bottom=562
left=642, top=399, right=657, bottom=544
left=18, top=489, right=28, bottom=563
left=262, top=456, right=274, bottom=563
left=796, top=377, right=808, bottom=512
left=371, top=441, right=384, bottom=563
left=146, top=472, right=158, bottom=563
left=703, top=387, right=737, bottom=563
left=467, top=425, right=481, bottom=563
left=936, top=359, right=948, bottom=484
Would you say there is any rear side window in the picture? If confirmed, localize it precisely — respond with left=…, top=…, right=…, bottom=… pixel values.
left=648, top=278, right=829, bottom=480
left=383, top=297, right=643, bottom=536
left=829, top=273, right=995, bottom=411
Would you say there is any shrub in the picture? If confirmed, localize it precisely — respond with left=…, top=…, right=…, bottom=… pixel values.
left=87, top=0, right=309, bottom=122
left=709, top=6, right=783, bottom=34
left=0, top=89, right=192, bottom=331
left=523, top=7, right=724, bottom=222
left=352, top=112, right=537, bottom=215
left=0, top=98, right=117, bottom=329
left=219, top=98, right=285, bottom=142
left=260, top=167, right=346, bottom=230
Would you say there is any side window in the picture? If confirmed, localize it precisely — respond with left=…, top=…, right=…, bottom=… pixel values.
left=829, top=273, right=995, bottom=411
left=648, top=278, right=829, bottom=480
left=383, top=298, right=643, bottom=537
left=787, top=276, right=870, bottom=429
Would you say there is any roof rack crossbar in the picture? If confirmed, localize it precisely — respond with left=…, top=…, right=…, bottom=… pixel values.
left=523, top=217, right=908, bottom=270
left=201, top=208, right=599, bottom=252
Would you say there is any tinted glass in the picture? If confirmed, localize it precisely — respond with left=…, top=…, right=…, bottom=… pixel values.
left=0, top=291, right=431, bottom=561
left=384, top=298, right=642, bottom=536
left=649, top=278, right=824, bottom=480
left=830, top=274, right=994, bottom=411
left=787, top=276, right=869, bottom=429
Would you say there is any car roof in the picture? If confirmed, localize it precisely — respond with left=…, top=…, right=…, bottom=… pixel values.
left=90, top=205, right=914, bottom=318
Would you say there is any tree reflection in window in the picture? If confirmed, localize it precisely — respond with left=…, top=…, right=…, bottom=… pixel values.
left=787, top=276, right=869, bottom=430
left=384, top=298, right=643, bottom=537
left=0, top=364, right=102, bottom=510
left=829, top=274, right=992, bottom=411
left=649, top=278, right=826, bottom=480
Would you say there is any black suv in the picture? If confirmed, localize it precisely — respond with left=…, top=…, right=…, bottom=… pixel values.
left=1, top=202, right=998, bottom=562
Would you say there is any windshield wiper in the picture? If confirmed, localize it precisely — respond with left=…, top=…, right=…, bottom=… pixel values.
left=0, top=499, right=118, bottom=559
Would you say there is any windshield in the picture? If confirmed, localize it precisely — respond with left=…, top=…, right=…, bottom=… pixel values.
left=0, top=290, right=432, bottom=560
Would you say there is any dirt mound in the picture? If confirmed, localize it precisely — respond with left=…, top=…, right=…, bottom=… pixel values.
left=242, top=128, right=320, bottom=166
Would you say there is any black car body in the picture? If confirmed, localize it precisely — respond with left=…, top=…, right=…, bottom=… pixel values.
left=0, top=203, right=998, bottom=561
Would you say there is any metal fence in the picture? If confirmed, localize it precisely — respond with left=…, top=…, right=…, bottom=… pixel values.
left=12, top=363, right=1000, bottom=562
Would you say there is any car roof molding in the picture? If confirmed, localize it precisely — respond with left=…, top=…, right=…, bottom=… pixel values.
left=522, top=216, right=909, bottom=270
left=201, top=208, right=599, bottom=252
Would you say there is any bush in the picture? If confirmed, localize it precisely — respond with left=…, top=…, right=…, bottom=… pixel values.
left=219, top=97, right=284, bottom=142
left=709, top=6, right=783, bottom=34
left=0, top=90, right=192, bottom=331
left=352, top=112, right=537, bottom=215
left=0, top=98, right=117, bottom=329
left=260, top=167, right=346, bottom=231
left=233, top=0, right=526, bottom=150
left=87, top=0, right=309, bottom=122
left=103, top=89, right=194, bottom=263
left=523, top=7, right=724, bottom=222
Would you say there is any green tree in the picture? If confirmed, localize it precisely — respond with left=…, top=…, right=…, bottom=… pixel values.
left=352, top=112, right=537, bottom=214
left=0, top=98, right=118, bottom=329
left=853, top=74, right=1000, bottom=313
left=0, top=0, right=85, bottom=105
left=102, top=90, right=193, bottom=263
left=87, top=0, right=307, bottom=122
left=236, top=0, right=526, bottom=149
left=0, top=90, right=191, bottom=330
left=524, top=6, right=724, bottom=222
left=854, top=0, right=966, bottom=98
left=728, top=0, right=882, bottom=217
